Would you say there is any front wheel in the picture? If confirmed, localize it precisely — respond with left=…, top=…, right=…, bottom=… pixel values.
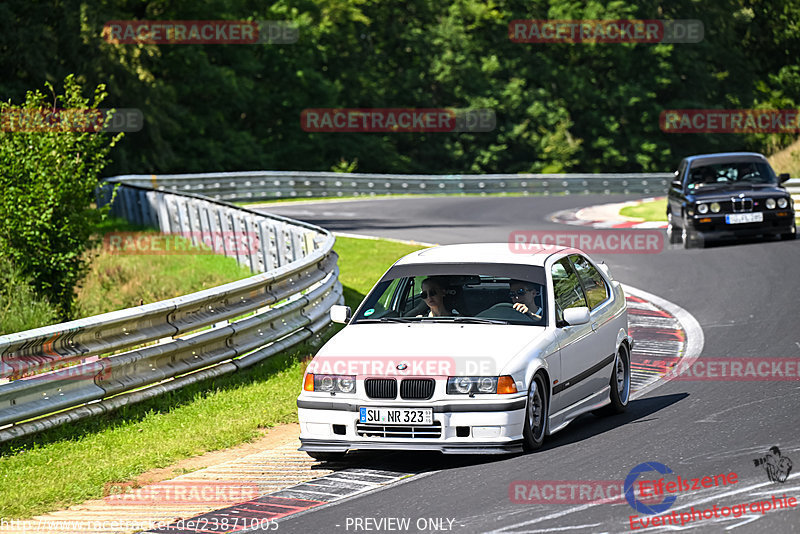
left=666, top=212, right=681, bottom=244
left=681, top=216, right=703, bottom=249
left=522, top=374, right=548, bottom=451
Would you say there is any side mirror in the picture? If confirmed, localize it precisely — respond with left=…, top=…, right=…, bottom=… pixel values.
left=562, top=307, right=590, bottom=326
left=330, top=305, right=351, bottom=324
left=671, top=180, right=683, bottom=190
left=779, top=173, right=790, bottom=183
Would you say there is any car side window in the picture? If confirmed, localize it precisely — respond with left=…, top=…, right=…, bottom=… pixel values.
left=569, top=254, right=609, bottom=310
left=551, top=259, right=588, bottom=323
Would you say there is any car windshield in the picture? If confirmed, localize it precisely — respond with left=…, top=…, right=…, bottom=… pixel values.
left=352, top=268, right=547, bottom=326
left=687, top=161, right=777, bottom=190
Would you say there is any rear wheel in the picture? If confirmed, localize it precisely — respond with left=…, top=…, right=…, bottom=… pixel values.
left=522, top=373, right=548, bottom=451
left=594, top=344, right=631, bottom=416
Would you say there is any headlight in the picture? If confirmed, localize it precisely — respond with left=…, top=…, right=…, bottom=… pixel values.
left=766, top=198, right=776, bottom=209
left=305, top=373, right=357, bottom=393
left=450, top=376, right=474, bottom=394
left=337, top=376, right=355, bottom=393
left=710, top=202, right=721, bottom=213
left=477, top=377, right=496, bottom=393
left=697, top=203, right=709, bottom=214
left=447, top=376, right=517, bottom=394
left=778, top=197, right=788, bottom=209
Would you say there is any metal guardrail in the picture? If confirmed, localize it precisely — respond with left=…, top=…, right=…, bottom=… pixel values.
left=112, top=172, right=800, bottom=204
left=785, top=178, right=800, bottom=203
left=0, top=181, right=343, bottom=443
left=113, top=171, right=676, bottom=200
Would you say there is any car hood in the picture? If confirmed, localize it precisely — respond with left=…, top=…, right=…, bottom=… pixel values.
left=689, top=184, right=788, bottom=201
left=309, top=323, right=548, bottom=377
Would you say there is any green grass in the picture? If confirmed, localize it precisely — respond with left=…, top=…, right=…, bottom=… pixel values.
left=0, top=235, right=425, bottom=519
left=76, top=219, right=254, bottom=317
left=768, top=137, right=800, bottom=176
left=619, top=198, right=668, bottom=222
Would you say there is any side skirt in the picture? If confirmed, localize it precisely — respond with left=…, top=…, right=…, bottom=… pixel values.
left=546, top=385, right=611, bottom=436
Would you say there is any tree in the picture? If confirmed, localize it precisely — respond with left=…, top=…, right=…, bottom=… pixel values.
left=0, top=75, right=122, bottom=318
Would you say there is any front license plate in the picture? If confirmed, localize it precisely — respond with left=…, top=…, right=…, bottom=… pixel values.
left=359, top=407, right=433, bottom=425
left=726, top=212, right=763, bottom=224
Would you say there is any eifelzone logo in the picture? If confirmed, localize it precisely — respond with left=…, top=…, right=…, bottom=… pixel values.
left=625, top=462, right=678, bottom=515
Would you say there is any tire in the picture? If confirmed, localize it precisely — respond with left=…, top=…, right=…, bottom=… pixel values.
left=681, top=215, right=703, bottom=249
left=780, top=224, right=796, bottom=241
left=594, top=344, right=631, bottom=416
left=666, top=212, right=681, bottom=244
left=522, top=373, right=548, bottom=451
left=306, top=451, right=347, bottom=462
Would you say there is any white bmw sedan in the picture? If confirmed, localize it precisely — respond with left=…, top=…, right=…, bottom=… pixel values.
left=298, top=243, right=632, bottom=459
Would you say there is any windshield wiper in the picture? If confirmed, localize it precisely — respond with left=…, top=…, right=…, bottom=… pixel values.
left=453, top=317, right=509, bottom=324
left=357, top=317, right=418, bottom=323
left=417, top=316, right=509, bottom=325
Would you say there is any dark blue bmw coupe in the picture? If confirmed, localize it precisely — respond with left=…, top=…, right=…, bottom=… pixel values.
left=666, top=152, right=795, bottom=248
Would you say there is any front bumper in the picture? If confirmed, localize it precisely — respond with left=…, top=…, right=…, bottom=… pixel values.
left=297, top=396, right=526, bottom=455
left=686, top=211, right=794, bottom=240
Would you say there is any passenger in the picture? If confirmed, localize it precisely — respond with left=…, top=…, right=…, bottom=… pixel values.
left=509, top=280, right=542, bottom=320
left=420, top=277, right=459, bottom=317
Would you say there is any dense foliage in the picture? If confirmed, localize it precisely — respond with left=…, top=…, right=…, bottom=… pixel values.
left=1, top=0, right=797, bottom=175
left=0, top=76, right=121, bottom=318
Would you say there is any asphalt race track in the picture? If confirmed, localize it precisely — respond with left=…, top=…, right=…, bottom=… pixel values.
left=248, top=195, right=800, bottom=533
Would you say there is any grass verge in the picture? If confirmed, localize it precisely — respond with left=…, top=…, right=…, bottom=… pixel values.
left=619, top=198, right=667, bottom=222
left=76, top=219, right=254, bottom=317
left=0, top=235, right=425, bottom=519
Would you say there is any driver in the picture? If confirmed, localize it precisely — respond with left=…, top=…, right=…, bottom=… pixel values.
left=509, top=280, right=542, bottom=320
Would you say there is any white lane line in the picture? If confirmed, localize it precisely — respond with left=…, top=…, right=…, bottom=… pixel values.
left=622, top=284, right=705, bottom=400
left=506, top=524, right=604, bottom=533
left=488, top=499, right=611, bottom=532
left=633, top=221, right=668, bottom=229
